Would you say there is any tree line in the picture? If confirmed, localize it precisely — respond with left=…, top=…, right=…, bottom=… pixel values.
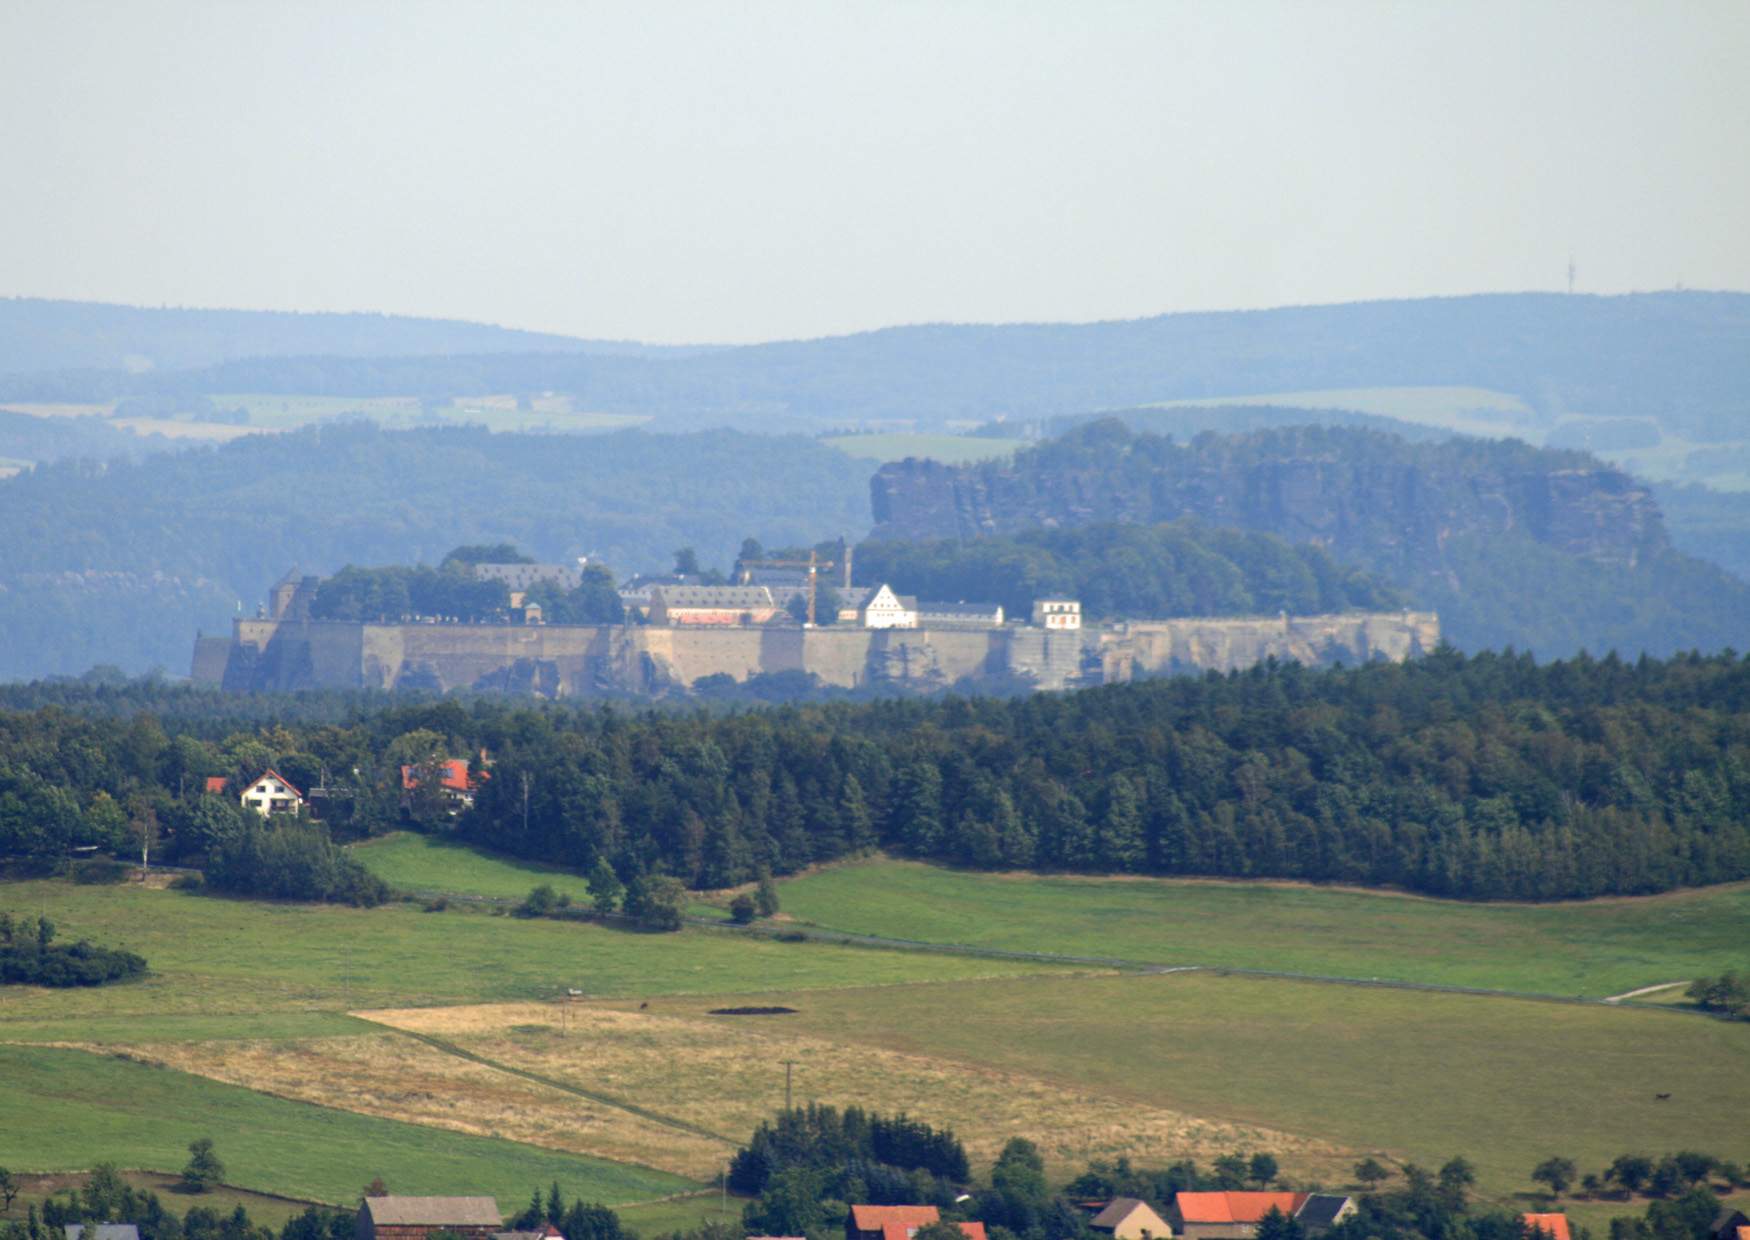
left=2, top=648, right=1749, bottom=903
left=855, top=519, right=1399, bottom=622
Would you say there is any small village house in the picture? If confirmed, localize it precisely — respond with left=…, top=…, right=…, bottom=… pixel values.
left=400, top=758, right=482, bottom=814
left=356, top=1196, right=502, bottom=1240
left=66, top=1227, right=141, bottom=1240
left=471, top=562, right=583, bottom=593
left=848, top=1206, right=987, bottom=1240
left=1167, top=1193, right=1354, bottom=1240
left=1090, top=1198, right=1172, bottom=1240
left=1521, top=1215, right=1571, bottom=1240
left=239, top=770, right=304, bottom=818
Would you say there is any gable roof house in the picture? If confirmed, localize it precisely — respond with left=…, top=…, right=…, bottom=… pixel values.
left=66, top=1227, right=141, bottom=1240
left=357, top=1196, right=502, bottom=1240
left=1090, top=1198, right=1172, bottom=1240
left=1168, top=1193, right=1355, bottom=1240
left=856, top=584, right=919, bottom=629
left=400, top=758, right=482, bottom=812
left=1521, top=1215, right=1572, bottom=1240
left=847, top=1206, right=986, bottom=1240
left=239, top=769, right=304, bottom=818
left=1709, top=1211, right=1750, bottom=1240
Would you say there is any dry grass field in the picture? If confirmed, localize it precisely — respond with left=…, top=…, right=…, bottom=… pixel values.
left=119, top=1033, right=729, bottom=1180
left=354, top=1002, right=1344, bottom=1178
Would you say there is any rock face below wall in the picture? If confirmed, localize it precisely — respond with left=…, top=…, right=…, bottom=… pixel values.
left=195, top=610, right=1438, bottom=696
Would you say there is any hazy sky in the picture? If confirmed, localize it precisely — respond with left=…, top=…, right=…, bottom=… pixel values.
left=4, top=1, right=1746, bottom=343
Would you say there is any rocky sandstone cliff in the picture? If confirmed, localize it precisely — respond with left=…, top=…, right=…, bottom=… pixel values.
left=869, top=423, right=1667, bottom=573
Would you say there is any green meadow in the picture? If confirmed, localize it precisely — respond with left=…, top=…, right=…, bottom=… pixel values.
left=0, top=1044, right=690, bottom=1206
left=640, top=969, right=1750, bottom=1209
left=353, top=832, right=597, bottom=903
left=768, top=859, right=1750, bottom=995
left=0, top=877, right=1070, bottom=1043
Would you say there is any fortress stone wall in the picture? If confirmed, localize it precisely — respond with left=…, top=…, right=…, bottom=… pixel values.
left=195, top=610, right=1439, bottom=696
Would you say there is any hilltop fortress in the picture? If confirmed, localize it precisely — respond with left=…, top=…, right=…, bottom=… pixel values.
left=192, top=573, right=1438, bottom=695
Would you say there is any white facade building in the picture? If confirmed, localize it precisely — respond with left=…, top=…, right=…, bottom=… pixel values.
left=240, top=770, right=304, bottom=818
left=857, top=584, right=919, bottom=629
left=1031, top=598, right=1082, bottom=630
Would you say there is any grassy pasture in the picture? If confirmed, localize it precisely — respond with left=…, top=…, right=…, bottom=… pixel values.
left=7, top=1169, right=322, bottom=1230
left=0, top=1044, right=691, bottom=1207
left=768, top=859, right=1750, bottom=995
left=352, top=832, right=596, bottom=903
left=0, top=878, right=1069, bottom=1043
left=821, top=433, right=1026, bottom=464
left=626, top=971, right=1750, bottom=1210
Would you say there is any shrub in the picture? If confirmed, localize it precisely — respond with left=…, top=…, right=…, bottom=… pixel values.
left=730, top=893, right=757, bottom=924
left=71, top=859, right=131, bottom=885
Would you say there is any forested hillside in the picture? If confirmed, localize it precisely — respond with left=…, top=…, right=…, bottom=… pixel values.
left=0, top=425, right=870, bottom=680
left=3, top=650, right=1747, bottom=901
left=0, top=297, right=705, bottom=375
left=854, top=520, right=1399, bottom=620
left=871, top=421, right=1750, bottom=658
left=5, top=293, right=1746, bottom=440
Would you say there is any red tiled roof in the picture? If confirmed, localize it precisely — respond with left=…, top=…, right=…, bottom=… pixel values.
left=204, top=776, right=228, bottom=794
left=1174, top=1194, right=1309, bottom=1224
left=853, top=1207, right=940, bottom=1234
left=249, top=769, right=303, bottom=799
left=401, top=759, right=476, bottom=794
left=875, top=1222, right=983, bottom=1240
left=1522, top=1215, right=1571, bottom=1240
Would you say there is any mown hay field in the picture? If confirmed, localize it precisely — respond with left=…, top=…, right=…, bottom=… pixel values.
left=0, top=1044, right=692, bottom=1207
left=765, top=858, right=1750, bottom=995
left=348, top=1002, right=1340, bottom=1179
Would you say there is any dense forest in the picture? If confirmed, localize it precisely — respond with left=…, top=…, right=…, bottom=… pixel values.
left=6, top=293, right=1747, bottom=442
left=2, top=650, right=1747, bottom=902
left=855, top=520, right=1399, bottom=620
left=871, top=421, right=1750, bottom=659
left=0, top=424, right=870, bottom=680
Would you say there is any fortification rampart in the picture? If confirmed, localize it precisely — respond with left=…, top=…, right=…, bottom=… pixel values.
left=194, top=610, right=1438, bottom=695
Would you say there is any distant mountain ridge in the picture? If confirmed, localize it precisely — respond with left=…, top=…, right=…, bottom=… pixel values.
left=869, top=420, right=1748, bottom=657
left=4, top=292, right=1747, bottom=441
left=0, top=297, right=713, bottom=376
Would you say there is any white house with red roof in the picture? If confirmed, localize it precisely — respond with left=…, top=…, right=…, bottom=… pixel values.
left=239, top=770, right=304, bottom=818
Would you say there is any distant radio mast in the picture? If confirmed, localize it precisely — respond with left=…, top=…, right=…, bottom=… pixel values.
left=1567, top=256, right=1576, bottom=295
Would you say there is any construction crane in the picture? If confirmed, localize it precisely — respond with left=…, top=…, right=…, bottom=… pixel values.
left=738, top=549, right=837, bottom=627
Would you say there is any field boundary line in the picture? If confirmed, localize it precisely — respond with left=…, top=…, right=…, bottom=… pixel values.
left=364, top=1020, right=738, bottom=1147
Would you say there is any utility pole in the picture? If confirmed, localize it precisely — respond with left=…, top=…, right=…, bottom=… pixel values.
left=782, top=1059, right=796, bottom=1111
left=1567, top=255, right=1576, bottom=295
left=521, top=771, right=531, bottom=836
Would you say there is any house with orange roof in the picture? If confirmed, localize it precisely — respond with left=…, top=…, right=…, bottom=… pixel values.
left=401, top=758, right=483, bottom=814
left=847, top=1206, right=985, bottom=1240
left=1521, top=1214, right=1571, bottom=1240
left=1169, top=1193, right=1355, bottom=1240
